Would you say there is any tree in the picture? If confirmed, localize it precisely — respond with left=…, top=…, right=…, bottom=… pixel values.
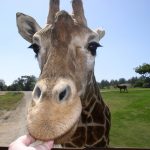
left=8, top=75, right=37, bottom=91
left=99, top=80, right=110, bottom=89
left=7, top=78, right=24, bottom=91
left=127, top=77, right=138, bottom=87
left=0, top=79, right=7, bottom=91
left=118, top=78, right=126, bottom=84
left=23, top=75, right=37, bottom=91
left=135, top=63, right=150, bottom=88
left=135, top=63, right=150, bottom=78
left=110, top=79, right=118, bottom=88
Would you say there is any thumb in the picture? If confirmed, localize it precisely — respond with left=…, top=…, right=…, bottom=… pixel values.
left=17, top=134, right=35, bottom=146
left=9, top=135, right=35, bottom=150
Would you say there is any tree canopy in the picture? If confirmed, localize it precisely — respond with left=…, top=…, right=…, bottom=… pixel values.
left=135, top=63, right=150, bottom=77
left=134, top=63, right=150, bottom=88
left=7, top=75, right=37, bottom=91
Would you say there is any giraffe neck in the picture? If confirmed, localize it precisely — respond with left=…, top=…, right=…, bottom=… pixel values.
left=63, top=73, right=111, bottom=148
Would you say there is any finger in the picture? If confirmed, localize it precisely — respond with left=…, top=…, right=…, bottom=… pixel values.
left=9, top=135, right=36, bottom=150
left=34, top=141, right=54, bottom=150
left=16, top=134, right=35, bottom=146
left=45, top=141, right=54, bottom=149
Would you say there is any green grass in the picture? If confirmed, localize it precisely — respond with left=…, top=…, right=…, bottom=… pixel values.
left=101, top=88, right=150, bottom=148
left=0, top=92, right=24, bottom=111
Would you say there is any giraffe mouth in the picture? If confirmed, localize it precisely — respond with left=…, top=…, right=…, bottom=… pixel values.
left=28, top=119, right=79, bottom=144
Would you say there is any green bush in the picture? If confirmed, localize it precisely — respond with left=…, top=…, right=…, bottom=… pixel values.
left=134, top=80, right=143, bottom=87
left=143, top=83, right=150, bottom=88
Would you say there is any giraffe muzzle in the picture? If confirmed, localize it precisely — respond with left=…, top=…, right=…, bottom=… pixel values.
left=27, top=78, right=82, bottom=143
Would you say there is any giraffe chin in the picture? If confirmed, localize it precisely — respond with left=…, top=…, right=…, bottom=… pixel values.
left=28, top=120, right=78, bottom=144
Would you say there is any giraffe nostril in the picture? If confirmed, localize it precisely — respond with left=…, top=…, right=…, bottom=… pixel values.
left=58, top=85, right=71, bottom=102
left=59, top=89, right=67, bottom=101
left=33, top=86, right=41, bottom=100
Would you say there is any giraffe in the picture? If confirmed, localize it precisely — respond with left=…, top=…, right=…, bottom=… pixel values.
left=16, top=0, right=111, bottom=148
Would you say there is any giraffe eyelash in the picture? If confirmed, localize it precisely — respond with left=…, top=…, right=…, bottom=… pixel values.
left=28, top=43, right=40, bottom=57
left=87, top=42, right=102, bottom=56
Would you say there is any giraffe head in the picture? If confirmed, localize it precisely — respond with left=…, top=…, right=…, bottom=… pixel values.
left=16, top=0, right=105, bottom=144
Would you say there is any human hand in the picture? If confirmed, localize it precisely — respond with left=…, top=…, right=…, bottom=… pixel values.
left=9, top=135, right=54, bottom=150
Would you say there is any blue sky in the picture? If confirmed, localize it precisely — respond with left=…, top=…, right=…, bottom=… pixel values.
left=0, top=0, right=150, bottom=85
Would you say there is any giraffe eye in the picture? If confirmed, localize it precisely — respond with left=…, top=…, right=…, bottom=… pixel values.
left=29, top=43, right=40, bottom=57
left=87, top=42, right=101, bottom=56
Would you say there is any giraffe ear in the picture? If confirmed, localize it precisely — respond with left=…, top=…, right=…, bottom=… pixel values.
left=16, top=12, right=41, bottom=43
left=96, top=29, right=105, bottom=40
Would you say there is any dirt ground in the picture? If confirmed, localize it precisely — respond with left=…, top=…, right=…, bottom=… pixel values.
left=0, top=92, right=32, bottom=146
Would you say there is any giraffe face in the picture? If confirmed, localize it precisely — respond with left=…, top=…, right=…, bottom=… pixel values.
left=16, top=1, right=105, bottom=144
